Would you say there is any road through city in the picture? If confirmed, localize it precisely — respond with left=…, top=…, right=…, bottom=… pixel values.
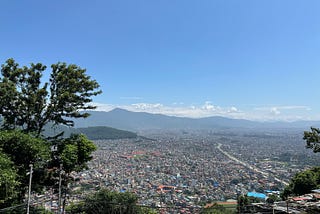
left=216, top=143, right=289, bottom=186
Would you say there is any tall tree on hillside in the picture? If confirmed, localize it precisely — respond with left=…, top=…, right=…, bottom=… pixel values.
left=0, top=58, right=101, bottom=136
left=0, top=58, right=101, bottom=209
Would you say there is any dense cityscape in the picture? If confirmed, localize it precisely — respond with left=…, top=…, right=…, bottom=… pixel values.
left=64, top=129, right=320, bottom=212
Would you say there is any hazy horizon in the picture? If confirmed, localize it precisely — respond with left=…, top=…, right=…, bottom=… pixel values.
left=85, top=106, right=320, bottom=123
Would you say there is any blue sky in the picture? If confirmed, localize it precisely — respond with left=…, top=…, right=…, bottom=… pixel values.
left=1, top=0, right=320, bottom=121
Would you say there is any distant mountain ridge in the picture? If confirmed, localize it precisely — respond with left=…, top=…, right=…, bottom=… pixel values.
left=73, top=108, right=320, bottom=131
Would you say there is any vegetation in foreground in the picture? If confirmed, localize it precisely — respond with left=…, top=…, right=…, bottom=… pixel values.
left=280, top=127, right=320, bottom=199
left=0, top=58, right=100, bottom=211
left=66, top=189, right=157, bottom=214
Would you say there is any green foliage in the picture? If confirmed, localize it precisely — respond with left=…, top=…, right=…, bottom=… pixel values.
left=304, top=127, right=320, bottom=153
left=201, top=203, right=235, bottom=214
left=57, top=134, right=97, bottom=173
left=0, top=58, right=101, bottom=209
left=0, top=130, right=50, bottom=172
left=1, top=205, right=54, bottom=214
left=48, top=62, right=101, bottom=128
left=0, top=130, right=50, bottom=201
left=0, top=151, right=19, bottom=208
left=281, top=167, right=320, bottom=198
left=237, top=195, right=249, bottom=213
left=77, top=126, right=137, bottom=140
left=49, top=134, right=97, bottom=213
left=66, top=189, right=157, bottom=214
left=0, top=58, right=101, bottom=136
left=0, top=59, right=47, bottom=133
left=266, top=194, right=280, bottom=204
left=29, top=206, right=54, bottom=214
left=281, top=127, right=320, bottom=199
left=237, top=195, right=260, bottom=213
left=66, top=201, right=86, bottom=214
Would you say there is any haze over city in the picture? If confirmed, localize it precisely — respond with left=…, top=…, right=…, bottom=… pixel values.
left=1, top=0, right=320, bottom=121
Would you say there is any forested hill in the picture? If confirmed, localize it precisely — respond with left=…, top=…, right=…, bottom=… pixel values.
left=44, top=125, right=138, bottom=140
left=77, top=126, right=137, bottom=140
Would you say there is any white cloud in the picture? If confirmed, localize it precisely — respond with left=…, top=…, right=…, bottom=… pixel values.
left=90, top=102, right=114, bottom=111
left=270, top=107, right=281, bottom=115
left=228, top=106, right=239, bottom=113
left=202, top=101, right=217, bottom=111
left=254, top=105, right=310, bottom=111
left=131, top=103, right=163, bottom=110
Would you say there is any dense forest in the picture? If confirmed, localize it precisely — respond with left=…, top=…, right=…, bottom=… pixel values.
left=77, top=126, right=137, bottom=140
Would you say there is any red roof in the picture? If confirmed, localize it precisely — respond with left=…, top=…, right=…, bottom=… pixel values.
left=292, top=197, right=309, bottom=201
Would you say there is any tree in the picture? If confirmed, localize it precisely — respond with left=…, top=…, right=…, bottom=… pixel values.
left=0, top=58, right=101, bottom=136
left=237, top=195, right=260, bottom=213
left=281, top=126, right=320, bottom=199
left=281, top=167, right=320, bottom=198
left=237, top=195, right=249, bottom=213
left=0, top=130, right=50, bottom=201
left=50, top=133, right=97, bottom=211
left=304, top=127, right=320, bottom=153
left=66, top=189, right=157, bottom=214
left=0, top=58, right=101, bottom=208
left=0, top=150, right=19, bottom=208
left=266, top=194, right=280, bottom=205
left=57, top=134, right=97, bottom=174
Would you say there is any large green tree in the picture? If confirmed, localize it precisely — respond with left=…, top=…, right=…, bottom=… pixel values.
left=0, top=130, right=50, bottom=203
left=282, top=167, right=320, bottom=198
left=57, top=134, right=97, bottom=174
left=0, top=58, right=101, bottom=136
left=0, top=59, right=101, bottom=209
left=51, top=133, right=97, bottom=212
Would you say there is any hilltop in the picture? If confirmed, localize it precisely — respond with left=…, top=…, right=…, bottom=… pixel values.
left=43, top=124, right=137, bottom=140
left=77, top=126, right=137, bottom=140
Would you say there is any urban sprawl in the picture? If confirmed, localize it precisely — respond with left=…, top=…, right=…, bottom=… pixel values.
left=38, top=129, right=320, bottom=213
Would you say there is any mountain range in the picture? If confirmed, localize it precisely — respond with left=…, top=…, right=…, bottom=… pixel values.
left=73, top=108, right=320, bottom=131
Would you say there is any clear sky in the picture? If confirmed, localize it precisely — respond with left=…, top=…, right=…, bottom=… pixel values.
left=1, top=0, right=320, bottom=121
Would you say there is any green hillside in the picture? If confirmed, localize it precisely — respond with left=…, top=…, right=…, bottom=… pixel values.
left=77, top=126, right=137, bottom=140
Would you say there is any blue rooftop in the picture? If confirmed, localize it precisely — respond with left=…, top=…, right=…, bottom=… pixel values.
left=247, top=192, right=266, bottom=199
